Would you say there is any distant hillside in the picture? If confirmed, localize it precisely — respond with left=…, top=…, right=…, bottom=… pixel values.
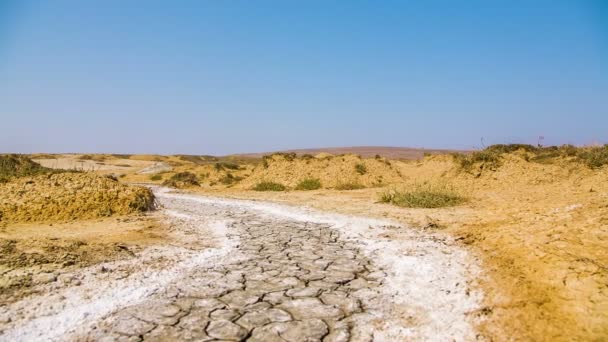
left=233, top=146, right=469, bottom=160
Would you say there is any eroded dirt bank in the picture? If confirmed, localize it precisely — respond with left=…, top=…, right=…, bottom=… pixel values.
left=0, top=188, right=482, bottom=341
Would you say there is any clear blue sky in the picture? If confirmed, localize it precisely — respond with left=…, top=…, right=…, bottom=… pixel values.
left=1, top=1, right=606, bottom=154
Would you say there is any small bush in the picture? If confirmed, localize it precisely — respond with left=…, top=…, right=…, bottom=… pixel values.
left=79, top=154, right=93, bottom=160
left=380, top=184, right=467, bottom=208
left=149, top=174, right=163, bottom=181
left=219, top=173, right=243, bottom=185
left=295, top=178, right=322, bottom=190
left=576, top=146, right=608, bottom=169
left=253, top=181, right=286, bottom=191
left=215, top=162, right=240, bottom=171
left=453, top=149, right=502, bottom=171
left=355, top=163, right=367, bottom=175
left=162, top=172, right=199, bottom=188
left=335, top=182, right=365, bottom=190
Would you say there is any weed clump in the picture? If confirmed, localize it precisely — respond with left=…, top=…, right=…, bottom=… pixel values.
left=380, top=183, right=467, bottom=208
left=162, top=172, right=199, bottom=188
left=149, top=174, right=163, bottom=181
left=576, top=145, right=608, bottom=169
left=295, top=178, right=322, bottom=190
left=215, top=162, right=240, bottom=171
left=252, top=181, right=286, bottom=191
left=355, top=163, right=367, bottom=175
left=219, top=173, right=243, bottom=185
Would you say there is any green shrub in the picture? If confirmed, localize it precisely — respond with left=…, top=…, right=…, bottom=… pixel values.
left=355, top=163, right=367, bottom=175
left=380, top=184, right=467, bottom=208
left=335, top=182, right=365, bottom=190
left=219, top=173, right=243, bottom=185
left=149, top=174, right=163, bottom=181
left=162, top=172, right=199, bottom=187
left=252, top=181, right=286, bottom=191
left=295, top=178, right=322, bottom=190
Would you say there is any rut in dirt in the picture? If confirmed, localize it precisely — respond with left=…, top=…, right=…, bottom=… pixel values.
left=81, top=193, right=391, bottom=341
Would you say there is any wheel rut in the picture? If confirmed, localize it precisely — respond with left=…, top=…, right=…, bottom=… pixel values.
left=84, top=195, right=386, bottom=341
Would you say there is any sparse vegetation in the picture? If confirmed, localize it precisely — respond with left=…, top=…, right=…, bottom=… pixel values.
left=295, top=178, right=322, bottom=190
left=162, top=172, right=199, bottom=188
left=215, top=162, right=240, bottom=171
left=0, top=154, right=62, bottom=183
left=379, top=183, right=467, bottom=208
left=335, top=182, right=365, bottom=190
left=252, top=181, right=286, bottom=191
left=219, top=173, right=243, bottom=185
left=355, top=163, right=367, bottom=175
left=111, top=154, right=132, bottom=159
left=454, top=144, right=608, bottom=171
left=149, top=174, right=163, bottom=181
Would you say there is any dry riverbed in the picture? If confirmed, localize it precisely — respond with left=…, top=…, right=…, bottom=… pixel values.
left=0, top=187, right=483, bottom=341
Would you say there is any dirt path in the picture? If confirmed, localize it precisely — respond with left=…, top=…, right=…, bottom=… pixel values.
left=0, top=188, right=483, bottom=341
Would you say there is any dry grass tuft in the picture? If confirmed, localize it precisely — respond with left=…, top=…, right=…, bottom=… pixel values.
left=162, top=172, right=199, bottom=188
left=252, top=181, right=286, bottom=191
left=379, top=183, right=467, bottom=208
left=295, top=178, right=322, bottom=190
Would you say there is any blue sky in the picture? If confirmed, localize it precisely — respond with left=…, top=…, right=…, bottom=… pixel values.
left=1, top=1, right=606, bottom=154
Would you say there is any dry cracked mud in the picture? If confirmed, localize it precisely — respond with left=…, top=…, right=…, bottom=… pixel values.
left=0, top=188, right=482, bottom=341
left=84, top=199, right=390, bottom=341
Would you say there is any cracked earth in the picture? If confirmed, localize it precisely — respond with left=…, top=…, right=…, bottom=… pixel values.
left=0, top=188, right=482, bottom=341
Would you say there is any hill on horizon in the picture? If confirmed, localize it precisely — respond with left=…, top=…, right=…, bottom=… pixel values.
left=232, top=146, right=469, bottom=160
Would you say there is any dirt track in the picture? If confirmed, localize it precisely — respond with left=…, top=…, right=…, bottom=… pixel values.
left=0, top=188, right=482, bottom=341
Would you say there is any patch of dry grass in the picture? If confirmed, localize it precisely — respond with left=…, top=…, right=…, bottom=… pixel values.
left=379, top=183, right=467, bottom=208
left=295, top=178, right=322, bottom=190
left=252, top=181, right=286, bottom=191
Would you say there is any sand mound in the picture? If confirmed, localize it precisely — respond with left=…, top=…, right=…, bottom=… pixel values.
left=0, top=173, right=154, bottom=224
left=237, top=154, right=403, bottom=189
